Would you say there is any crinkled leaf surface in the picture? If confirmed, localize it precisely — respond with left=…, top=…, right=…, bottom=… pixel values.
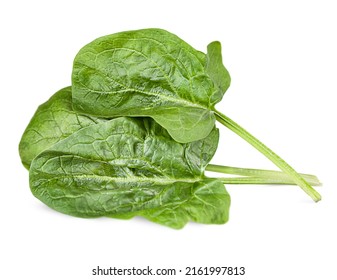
left=19, top=87, right=103, bottom=169
left=29, top=117, right=230, bottom=228
left=72, top=28, right=230, bottom=143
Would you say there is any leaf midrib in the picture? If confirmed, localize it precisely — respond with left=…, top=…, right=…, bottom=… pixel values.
left=36, top=173, right=204, bottom=186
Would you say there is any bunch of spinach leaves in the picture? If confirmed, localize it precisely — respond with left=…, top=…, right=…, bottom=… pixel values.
left=19, top=28, right=321, bottom=228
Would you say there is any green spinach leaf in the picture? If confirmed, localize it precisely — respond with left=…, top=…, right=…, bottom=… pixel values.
left=19, top=87, right=103, bottom=169
left=72, top=28, right=230, bottom=143
left=29, top=117, right=230, bottom=229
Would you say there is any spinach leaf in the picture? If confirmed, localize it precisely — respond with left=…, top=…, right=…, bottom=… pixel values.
left=29, top=117, right=230, bottom=229
left=71, top=28, right=321, bottom=202
left=19, top=87, right=103, bottom=169
left=72, top=28, right=230, bottom=143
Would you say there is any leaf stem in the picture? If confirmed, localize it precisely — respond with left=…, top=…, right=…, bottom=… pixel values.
left=206, top=164, right=321, bottom=186
left=218, top=176, right=320, bottom=185
left=213, top=109, right=321, bottom=201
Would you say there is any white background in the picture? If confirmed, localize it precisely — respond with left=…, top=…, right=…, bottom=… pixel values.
left=1, top=0, right=336, bottom=279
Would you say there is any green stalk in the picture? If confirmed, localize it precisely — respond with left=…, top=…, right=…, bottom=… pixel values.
left=213, top=109, right=321, bottom=202
left=206, top=164, right=321, bottom=186
left=218, top=176, right=320, bottom=185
